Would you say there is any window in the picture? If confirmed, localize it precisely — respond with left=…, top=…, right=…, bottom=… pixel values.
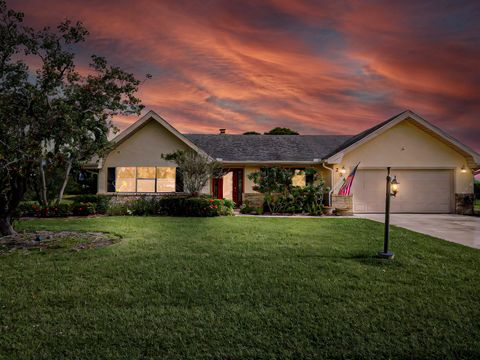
left=116, top=167, right=136, bottom=192
left=113, top=166, right=177, bottom=193
left=137, top=167, right=156, bottom=193
left=292, top=169, right=306, bottom=187
left=156, top=167, right=176, bottom=192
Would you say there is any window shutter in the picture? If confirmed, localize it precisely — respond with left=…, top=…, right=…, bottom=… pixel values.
left=107, top=167, right=116, bottom=192
left=175, top=168, right=184, bottom=192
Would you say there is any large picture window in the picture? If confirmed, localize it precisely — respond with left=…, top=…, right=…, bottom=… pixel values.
left=114, top=166, right=177, bottom=193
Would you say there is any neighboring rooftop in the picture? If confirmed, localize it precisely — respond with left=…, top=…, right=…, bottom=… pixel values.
left=185, top=134, right=353, bottom=162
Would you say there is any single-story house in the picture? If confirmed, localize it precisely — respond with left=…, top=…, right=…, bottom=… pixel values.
left=89, top=109, right=480, bottom=214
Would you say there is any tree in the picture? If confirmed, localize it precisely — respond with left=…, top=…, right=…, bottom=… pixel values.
left=264, top=127, right=299, bottom=135
left=0, top=1, right=146, bottom=235
left=243, top=131, right=260, bottom=135
left=247, top=167, right=294, bottom=213
left=162, top=151, right=223, bottom=196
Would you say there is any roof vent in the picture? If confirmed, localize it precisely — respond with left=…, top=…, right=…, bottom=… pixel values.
left=219, top=128, right=226, bottom=134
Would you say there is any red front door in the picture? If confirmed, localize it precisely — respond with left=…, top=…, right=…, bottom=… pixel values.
left=232, top=169, right=244, bottom=206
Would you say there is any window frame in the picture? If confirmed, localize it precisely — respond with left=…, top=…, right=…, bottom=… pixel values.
left=112, top=166, right=179, bottom=194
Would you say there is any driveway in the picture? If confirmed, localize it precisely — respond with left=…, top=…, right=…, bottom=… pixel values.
left=356, top=214, right=480, bottom=249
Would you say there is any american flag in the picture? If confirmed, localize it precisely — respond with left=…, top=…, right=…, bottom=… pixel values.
left=338, top=163, right=360, bottom=196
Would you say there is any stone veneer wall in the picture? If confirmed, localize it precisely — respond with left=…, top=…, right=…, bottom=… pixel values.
left=243, top=193, right=264, bottom=208
left=332, top=195, right=353, bottom=216
left=455, top=193, right=474, bottom=215
left=108, top=193, right=187, bottom=205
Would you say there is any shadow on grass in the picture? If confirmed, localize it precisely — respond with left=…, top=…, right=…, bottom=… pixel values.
left=347, top=252, right=403, bottom=267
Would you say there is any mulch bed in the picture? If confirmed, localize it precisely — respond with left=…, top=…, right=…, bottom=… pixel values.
left=0, top=231, right=119, bottom=254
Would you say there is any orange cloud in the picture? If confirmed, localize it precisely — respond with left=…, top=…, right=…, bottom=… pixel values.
left=10, top=0, right=480, bottom=151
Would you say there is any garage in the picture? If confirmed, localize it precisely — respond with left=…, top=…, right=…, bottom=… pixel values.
left=352, top=169, right=454, bottom=213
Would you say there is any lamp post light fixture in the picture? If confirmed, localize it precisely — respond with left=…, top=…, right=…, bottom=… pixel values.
left=378, top=167, right=399, bottom=260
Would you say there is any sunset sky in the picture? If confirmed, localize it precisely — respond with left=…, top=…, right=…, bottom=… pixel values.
left=10, top=0, right=480, bottom=152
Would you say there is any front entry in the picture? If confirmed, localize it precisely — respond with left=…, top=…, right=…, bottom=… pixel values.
left=212, top=169, right=243, bottom=206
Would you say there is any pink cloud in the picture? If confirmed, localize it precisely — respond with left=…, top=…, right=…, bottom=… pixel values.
left=10, top=0, right=480, bottom=152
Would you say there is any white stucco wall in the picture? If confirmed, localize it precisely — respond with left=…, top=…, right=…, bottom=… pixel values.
left=331, top=121, right=474, bottom=194
left=98, top=120, right=201, bottom=194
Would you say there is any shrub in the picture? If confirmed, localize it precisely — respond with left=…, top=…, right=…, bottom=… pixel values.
left=239, top=203, right=263, bottom=215
left=18, top=202, right=73, bottom=217
left=159, top=197, right=220, bottom=217
left=106, top=203, right=130, bottom=216
left=222, top=198, right=236, bottom=209
left=71, top=194, right=111, bottom=214
left=128, top=196, right=162, bottom=216
left=269, top=183, right=325, bottom=214
left=18, top=202, right=41, bottom=217
left=240, top=203, right=253, bottom=214
left=71, top=202, right=96, bottom=216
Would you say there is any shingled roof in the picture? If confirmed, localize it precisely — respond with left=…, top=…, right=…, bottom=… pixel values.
left=185, top=134, right=352, bottom=162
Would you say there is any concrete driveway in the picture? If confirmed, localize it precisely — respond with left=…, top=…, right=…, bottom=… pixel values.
left=356, top=214, right=480, bottom=249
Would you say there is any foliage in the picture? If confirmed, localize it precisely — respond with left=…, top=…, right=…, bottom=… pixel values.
left=17, top=202, right=72, bottom=217
left=104, top=196, right=234, bottom=217
left=243, top=131, right=260, bottom=135
left=159, top=197, right=223, bottom=217
left=475, top=179, right=479, bottom=198
left=70, top=194, right=110, bottom=214
left=5, top=217, right=480, bottom=358
left=0, top=1, right=146, bottom=235
left=162, top=150, right=223, bottom=195
left=247, top=167, right=294, bottom=213
left=106, top=202, right=130, bottom=216
left=248, top=167, right=325, bottom=214
left=240, top=203, right=263, bottom=215
left=64, top=170, right=98, bottom=195
left=264, top=127, right=299, bottom=135
left=275, top=183, right=325, bottom=215
left=71, top=202, right=96, bottom=216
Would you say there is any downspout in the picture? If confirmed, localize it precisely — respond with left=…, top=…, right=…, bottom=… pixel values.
left=322, top=162, right=334, bottom=206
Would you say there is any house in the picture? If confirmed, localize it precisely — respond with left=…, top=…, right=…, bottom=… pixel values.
left=90, top=110, right=480, bottom=214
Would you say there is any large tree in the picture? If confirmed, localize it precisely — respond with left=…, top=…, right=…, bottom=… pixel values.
left=0, top=1, right=147, bottom=235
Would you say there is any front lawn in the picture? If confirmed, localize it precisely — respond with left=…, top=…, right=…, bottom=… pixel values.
left=1, top=217, right=479, bottom=359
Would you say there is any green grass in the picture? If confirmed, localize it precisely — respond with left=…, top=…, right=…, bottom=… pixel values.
left=1, top=217, right=479, bottom=359
left=475, top=199, right=479, bottom=211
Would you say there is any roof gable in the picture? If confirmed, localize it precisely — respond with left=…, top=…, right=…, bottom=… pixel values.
left=325, top=110, right=480, bottom=168
left=111, top=110, right=210, bottom=158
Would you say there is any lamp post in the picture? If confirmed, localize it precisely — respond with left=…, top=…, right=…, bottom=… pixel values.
left=378, top=167, right=399, bottom=259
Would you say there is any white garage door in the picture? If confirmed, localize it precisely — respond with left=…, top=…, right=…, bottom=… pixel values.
left=352, top=169, right=453, bottom=213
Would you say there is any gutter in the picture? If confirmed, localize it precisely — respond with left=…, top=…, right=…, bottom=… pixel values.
left=322, top=162, right=334, bottom=206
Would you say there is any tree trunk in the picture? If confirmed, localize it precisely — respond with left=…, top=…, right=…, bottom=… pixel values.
left=0, top=217, right=15, bottom=236
left=39, top=158, right=48, bottom=207
left=56, top=160, right=72, bottom=205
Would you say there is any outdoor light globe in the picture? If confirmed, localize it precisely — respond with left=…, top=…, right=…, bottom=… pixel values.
left=391, top=176, right=399, bottom=196
left=340, top=166, right=346, bottom=175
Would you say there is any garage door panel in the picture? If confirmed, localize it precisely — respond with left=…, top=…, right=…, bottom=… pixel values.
left=352, top=169, right=453, bottom=213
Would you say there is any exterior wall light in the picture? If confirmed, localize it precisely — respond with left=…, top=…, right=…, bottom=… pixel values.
left=460, top=165, right=467, bottom=173
left=390, top=176, right=399, bottom=197
left=340, top=166, right=346, bottom=175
